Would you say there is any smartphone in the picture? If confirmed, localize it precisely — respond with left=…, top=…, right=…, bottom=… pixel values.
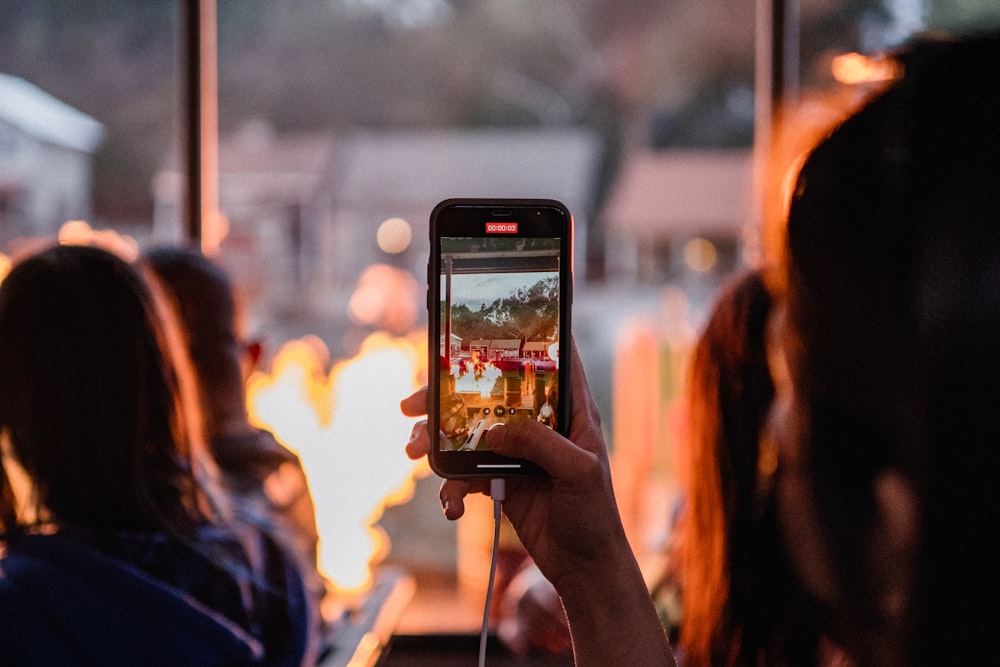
left=427, top=198, right=573, bottom=478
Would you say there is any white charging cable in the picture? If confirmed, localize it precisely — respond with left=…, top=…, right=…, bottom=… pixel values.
left=478, top=478, right=507, bottom=667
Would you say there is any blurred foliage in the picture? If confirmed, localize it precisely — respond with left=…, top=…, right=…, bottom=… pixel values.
left=449, top=275, right=560, bottom=341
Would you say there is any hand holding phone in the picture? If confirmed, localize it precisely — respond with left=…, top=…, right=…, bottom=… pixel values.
left=402, top=343, right=676, bottom=667
left=427, top=198, right=573, bottom=478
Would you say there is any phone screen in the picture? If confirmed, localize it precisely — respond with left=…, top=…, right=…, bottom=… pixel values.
left=429, top=199, right=572, bottom=477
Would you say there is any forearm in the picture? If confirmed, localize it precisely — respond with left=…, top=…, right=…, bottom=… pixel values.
left=557, top=545, right=675, bottom=667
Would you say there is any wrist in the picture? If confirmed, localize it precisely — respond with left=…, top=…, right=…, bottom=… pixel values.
left=555, top=541, right=675, bottom=667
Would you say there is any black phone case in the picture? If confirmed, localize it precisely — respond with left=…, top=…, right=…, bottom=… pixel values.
left=427, top=198, right=573, bottom=479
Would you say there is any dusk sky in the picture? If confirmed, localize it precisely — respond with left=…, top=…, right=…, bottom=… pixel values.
left=446, top=271, right=558, bottom=309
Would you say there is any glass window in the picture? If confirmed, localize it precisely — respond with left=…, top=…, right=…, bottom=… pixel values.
left=4, top=0, right=1000, bottom=646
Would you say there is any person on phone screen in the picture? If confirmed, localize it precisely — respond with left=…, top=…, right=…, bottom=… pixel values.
left=537, top=384, right=557, bottom=428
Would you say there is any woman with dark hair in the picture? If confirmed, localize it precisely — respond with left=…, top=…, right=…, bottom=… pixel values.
left=402, top=30, right=1000, bottom=667
left=0, top=244, right=317, bottom=665
left=141, top=245, right=325, bottom=601
left=766, top=30, right=1000, bottom=667
left=662, top=269, right=824, bottom=667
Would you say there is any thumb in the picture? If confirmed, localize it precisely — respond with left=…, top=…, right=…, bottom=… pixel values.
left=485, top=420, right=598, bottom=481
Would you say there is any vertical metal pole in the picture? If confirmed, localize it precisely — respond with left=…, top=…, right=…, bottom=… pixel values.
left=182, top=0, right=220, bottom=254
left=751, top=0, right=799, bottom=256
left=182, top=0, right=202, bottom=245
left=755, top=0, right=800, bottom=146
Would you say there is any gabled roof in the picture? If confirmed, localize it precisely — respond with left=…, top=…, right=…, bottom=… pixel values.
left=331, top=127, right=602, bottom=209
left=0, top=73, right=105, bottom=152
left=601, top=149, right=752, bottom=238
left=489, top=339, right=522, bottom=350
left=219, top=121, right=333, bottom=176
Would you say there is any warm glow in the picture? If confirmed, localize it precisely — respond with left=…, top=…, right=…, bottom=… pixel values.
left=376, top=217, right=412, bottom=254
left=451, top=353, right=502, bottom=398
left=246, top=330, right=428, bottom=595
left=0, top=253, right=10, bottom=284
left=0, top=430, right=42, bottom=525
left=58, top=220, right=139, bottom=261
left=201, top=210, right=230, bottom=258
left=831, top=52, right=900, bottom=85
left=683, top=237, right=717, bottom=273
left=347, top=264, right=420, bottom=334
left=349, top=285, right=387, bottom=327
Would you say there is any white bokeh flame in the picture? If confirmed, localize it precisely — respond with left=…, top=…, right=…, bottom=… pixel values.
left=247, top=330, right=427, bottom=594
left=451, top=357, right=502, bottom=398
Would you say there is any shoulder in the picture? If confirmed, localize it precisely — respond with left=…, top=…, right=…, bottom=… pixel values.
left=249, top=530, right=325, bottom=664
left=0, top=558, right=48, bottom=625
left=213, top=429, right=301, bottom=470
left=2, top=533, right=270, bottom=665
left=0, top=549, right=115, bottom=662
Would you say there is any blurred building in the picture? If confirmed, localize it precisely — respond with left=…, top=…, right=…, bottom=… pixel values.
left=0, top=73, right=105, bottom=246
left=152, top=124, right=603, bottom=354
left=601, top=148, right=753, bottom=287
left=151, top=119, right=336, bottom=319
left=313, top=126, right=603, bottom=297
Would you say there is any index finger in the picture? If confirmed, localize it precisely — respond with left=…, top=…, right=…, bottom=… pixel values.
left=562, top=338, right=608, bottom=462
left=400, top=386, right=428, bottom=418
left=405, top=419, right=431, bottom=460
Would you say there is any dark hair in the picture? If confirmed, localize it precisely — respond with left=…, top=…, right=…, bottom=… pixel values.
left=784, top=31, right=1000, bottom=665
left=141, top=245, right=245, bottom=435
left=0, top=244, right=210, bottom=537
left=679, top=269, right=818, bottom=666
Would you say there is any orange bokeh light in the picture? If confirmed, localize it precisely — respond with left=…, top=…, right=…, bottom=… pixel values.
left=831, top=51, right=900, bottom=85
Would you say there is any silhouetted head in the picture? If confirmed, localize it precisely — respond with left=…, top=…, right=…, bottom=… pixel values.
left=773, top=31, right=1000, bottom=665
left=142, top=245, right=256, bottom=439
left=680, top=269, right=820, bottom=666
left=0, top=244, right=207, bottom=536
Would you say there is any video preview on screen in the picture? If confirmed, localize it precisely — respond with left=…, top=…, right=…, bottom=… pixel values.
left=437, top=235, right=562, bottom=451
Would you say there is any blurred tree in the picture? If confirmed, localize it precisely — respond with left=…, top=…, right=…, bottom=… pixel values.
left=448, top=275, right=559, bottom=342
left=3, top=0, right=997, bottom=229
left=0, top=0, right=175, bottom=226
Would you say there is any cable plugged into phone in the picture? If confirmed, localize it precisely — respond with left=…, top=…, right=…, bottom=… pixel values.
left=478, top=478, right=507, bottom=667
left=490, top=476, right=507, bottom=505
